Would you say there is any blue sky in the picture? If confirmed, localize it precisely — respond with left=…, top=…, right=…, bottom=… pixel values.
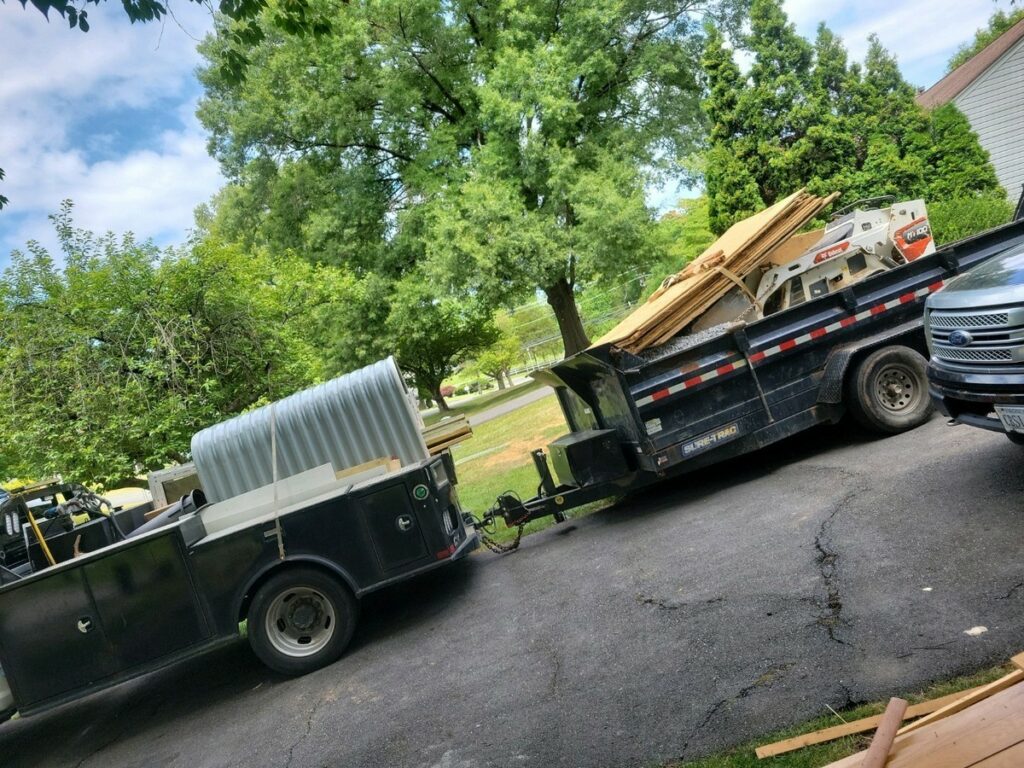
left=0, top=0, right=1005, bottom=262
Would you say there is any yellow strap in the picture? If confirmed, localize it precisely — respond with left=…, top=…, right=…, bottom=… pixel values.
left=26, top=510, right=56, bottom=567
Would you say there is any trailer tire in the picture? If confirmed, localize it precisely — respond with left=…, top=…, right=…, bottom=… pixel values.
left=247, top=567, right=358, bottom=676
left=846, top=346, right=933, bottom=434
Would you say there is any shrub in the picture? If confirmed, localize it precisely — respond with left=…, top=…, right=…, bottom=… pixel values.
left=929, top=194, right=1014, bottom=245
left=440, top=385, right=455, bottom=398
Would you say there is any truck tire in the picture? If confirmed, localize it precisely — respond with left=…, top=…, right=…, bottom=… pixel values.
left=247, top=567, right=358, bottom=676
left=846, top=346, right=933, bottom=434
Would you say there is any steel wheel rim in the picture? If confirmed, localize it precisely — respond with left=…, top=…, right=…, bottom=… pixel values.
left=264, top=586, right=336, bottom=658
left=875, top=364, right=921, bottom=413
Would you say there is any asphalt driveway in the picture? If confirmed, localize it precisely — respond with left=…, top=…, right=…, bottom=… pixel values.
left=2, top=414, right=1023, bottom=768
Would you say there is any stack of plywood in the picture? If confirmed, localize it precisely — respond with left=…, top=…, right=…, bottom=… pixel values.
left=423, top=415, right=473, bottom=455
left=754, top=651, right=1024, bottom=768
left=822, top=655, right=1024, bottom=767
left=595, top=189, right=838, bottom=354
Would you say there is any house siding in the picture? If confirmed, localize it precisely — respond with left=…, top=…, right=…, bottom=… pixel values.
left=953, top=36, right=1024, bottom=202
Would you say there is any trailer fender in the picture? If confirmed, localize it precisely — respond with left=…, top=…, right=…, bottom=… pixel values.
left=235, top=556, right=360, bottom=624
left=817, top=320, right=926, bottom=404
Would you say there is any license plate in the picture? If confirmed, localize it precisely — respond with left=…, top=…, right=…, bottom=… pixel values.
left=995, top=405, right=1024, bottom=433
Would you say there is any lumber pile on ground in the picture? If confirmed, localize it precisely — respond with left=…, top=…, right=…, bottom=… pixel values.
left=423, top=415, right=473, bottom=455
left=595, top=189, right=838, bottom=354
left=754, top=651, right=1024, bottom=767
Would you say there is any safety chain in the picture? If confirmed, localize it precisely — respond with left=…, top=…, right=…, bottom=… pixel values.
left=477, top=519, right=527, bottom=554
left=475, top=492, right=530, bottom=554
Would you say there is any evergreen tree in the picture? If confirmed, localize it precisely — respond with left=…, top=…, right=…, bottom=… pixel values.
left=735, top=0, right=814, bottom=205
left=701, top=24, right=762, bottom=232
left=926, top=104, right=1002, bottom=201
left=704, top=145, right=763, bottom=234
left=702, top=24, right=745, bottom=147
left=701, top=2, right=1004, bottom=234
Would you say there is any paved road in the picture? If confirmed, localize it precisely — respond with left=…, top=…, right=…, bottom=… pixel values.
left=4, top=415, right=1024, bottom=768
left=467, top=385, right=554, bottom=426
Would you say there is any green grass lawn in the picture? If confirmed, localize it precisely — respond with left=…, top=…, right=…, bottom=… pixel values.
left=667, top=664, right=1011, bottom=767
left=422, top=379, right=545, bottom=427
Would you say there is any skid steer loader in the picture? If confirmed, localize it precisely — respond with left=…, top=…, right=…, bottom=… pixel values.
left=692, top=196, right=936, bottom=332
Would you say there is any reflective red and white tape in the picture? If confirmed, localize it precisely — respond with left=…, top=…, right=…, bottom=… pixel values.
left=634, top=281, right=944, bottom=408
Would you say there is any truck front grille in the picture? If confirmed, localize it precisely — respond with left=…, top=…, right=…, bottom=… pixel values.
left=927, top=307, right=1024, bottom=366
left=929, top=311, right=1009, bottom=329
left=935, top=347, right=1013, bottom=362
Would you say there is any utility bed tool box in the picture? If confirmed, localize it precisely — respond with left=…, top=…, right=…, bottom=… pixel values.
left=0, top=521, right=210, bottom=713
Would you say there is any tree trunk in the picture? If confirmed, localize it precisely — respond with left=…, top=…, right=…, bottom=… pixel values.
left=503, top=369, right=514, bottom=388
left=545, top=277, right=590, bottom=358
left=494, top=374, right=506, bottom=390
left=433, top=385, right=450, bottom=412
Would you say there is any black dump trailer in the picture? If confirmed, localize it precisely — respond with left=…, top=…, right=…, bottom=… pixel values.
left=496, top=217, right=1024, bottom=527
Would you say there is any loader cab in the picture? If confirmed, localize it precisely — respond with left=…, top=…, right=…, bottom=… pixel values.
left=760, top=250, right=886, bottom=316
left=755, top=197, right=933, bottom=318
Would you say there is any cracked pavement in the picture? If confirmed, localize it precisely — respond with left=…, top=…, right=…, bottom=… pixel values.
left=3, top=414, right=1024, bottom=767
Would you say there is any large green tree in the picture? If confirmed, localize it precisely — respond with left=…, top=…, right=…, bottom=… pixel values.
left=328, top=271, right=498, bottom=410
left=650, top=196, right=715, bottom=281
left=477, top=341, right=518, bottom=389
left=0, top=202, right=337, bottom=486
left=702, top=0, right=1003, bottom=234
left=196, top=0, right=747, bottom=357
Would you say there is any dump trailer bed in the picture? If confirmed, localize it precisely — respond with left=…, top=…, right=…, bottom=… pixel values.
left=502, top=218, right=1024, bottom=524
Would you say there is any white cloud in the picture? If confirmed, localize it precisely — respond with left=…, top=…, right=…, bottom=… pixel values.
left=3, top=120, right=221, bottom=252
left=784, top=0, right=994, bottom=86
left=0, top=0, right=1003, bottom=238
left=0, top=1, right=222, bottom=258
left=0, top=0, right=210, bottom=108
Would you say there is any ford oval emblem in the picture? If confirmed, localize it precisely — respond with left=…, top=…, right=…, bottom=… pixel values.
left=948, top=329, right=973, bottom=347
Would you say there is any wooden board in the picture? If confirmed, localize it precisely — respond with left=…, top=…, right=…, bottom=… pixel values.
left=861, top=698, right=907, bottom=768
left=766, top=227, right=825, bottom=266
left=595, top=189, right=837, bottom=353
left=425, top=427, right=471, bottom=443
left=972, top=739, right=1024, bottom=767
left=426, top=433, right=473, bottom=455
left=754, top=685, right=988, bottom=758
left=896, top=669, right=1024, bottom=736
left=424, top=414, right=473, bottom=454
left=822, top=681, right=1024, bottom=768
left=335, top=457, right=400, bottom=481
left=423, top=414, right=469, bottom=436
